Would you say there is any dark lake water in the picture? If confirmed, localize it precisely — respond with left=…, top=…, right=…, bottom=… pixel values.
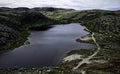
left=0, top=23, right=96, bottom=68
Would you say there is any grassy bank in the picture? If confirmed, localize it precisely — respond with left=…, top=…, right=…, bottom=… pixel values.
left=0, top=7, right=120, bottom=74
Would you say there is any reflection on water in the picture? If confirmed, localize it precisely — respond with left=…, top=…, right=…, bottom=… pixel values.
left=0, top=23, right=96, bottom=68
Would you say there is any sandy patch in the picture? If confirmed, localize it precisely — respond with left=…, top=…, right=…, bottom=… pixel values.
left=63, top=54, right=83, bottom=62
left=80, top=36, right=92, bottom=41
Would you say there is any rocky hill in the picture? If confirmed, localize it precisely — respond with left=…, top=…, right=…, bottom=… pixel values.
left=0, top=7, right=120, bottom=74
left=0, top=7, right=56, bottom=52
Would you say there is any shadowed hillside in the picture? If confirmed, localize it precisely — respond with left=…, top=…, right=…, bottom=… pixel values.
left=0, top=7, right=57, bottom=52
left=0, top=7, right=120, bottom=74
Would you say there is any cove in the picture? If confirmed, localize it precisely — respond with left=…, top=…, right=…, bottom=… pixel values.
left=0, top=23, right=96, bottom=68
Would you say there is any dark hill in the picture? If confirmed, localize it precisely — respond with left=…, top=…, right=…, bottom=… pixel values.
left=0, top=7, right=56, bottom=51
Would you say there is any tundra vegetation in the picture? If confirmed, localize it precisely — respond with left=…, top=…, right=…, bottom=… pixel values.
left=0, top=7, right=120, bottom=74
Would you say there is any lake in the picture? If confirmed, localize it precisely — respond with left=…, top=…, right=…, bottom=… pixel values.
left=0, top=23, right=96, bottom=68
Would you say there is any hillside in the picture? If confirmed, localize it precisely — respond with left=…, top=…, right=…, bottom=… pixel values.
left=0, top=7, right=56, bottom=52
left=59, top=10, right=120, bottom=74
left=0, top=7, right=120, bottom=74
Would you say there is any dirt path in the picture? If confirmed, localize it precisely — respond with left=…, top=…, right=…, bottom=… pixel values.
left=73, top=33, right=101, bottom=70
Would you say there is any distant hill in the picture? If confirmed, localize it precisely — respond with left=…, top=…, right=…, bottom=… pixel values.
left=13, top=7, right=30, bottom=11
left=31, top=7, right=74, bottom=11
left=108, top=7, right=120, bottom=11
left=0, top=7, right=120, bottom=53
left=0, top=7, right=120, bottom=74
left=0, top=7, right=57, bottom=51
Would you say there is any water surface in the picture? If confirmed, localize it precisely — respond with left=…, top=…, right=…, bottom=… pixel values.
left=0, top=23, right=95, bottom=68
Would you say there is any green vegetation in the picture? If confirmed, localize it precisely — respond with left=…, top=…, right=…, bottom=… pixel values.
left=0, top=7, right=120, bottom=73
left=66, top=49, right=97, bottom=56
left=0, top=8, right=56, bottom=52
left=0, top=7, right=74, bottom=52
left=60, top=48, right=120, bottom=74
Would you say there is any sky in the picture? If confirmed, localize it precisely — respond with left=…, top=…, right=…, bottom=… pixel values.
left=0, top=0, right=120, bottom=10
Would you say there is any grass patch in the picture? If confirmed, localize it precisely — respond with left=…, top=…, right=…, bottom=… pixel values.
left=67, top=49, right=97, bottom=56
